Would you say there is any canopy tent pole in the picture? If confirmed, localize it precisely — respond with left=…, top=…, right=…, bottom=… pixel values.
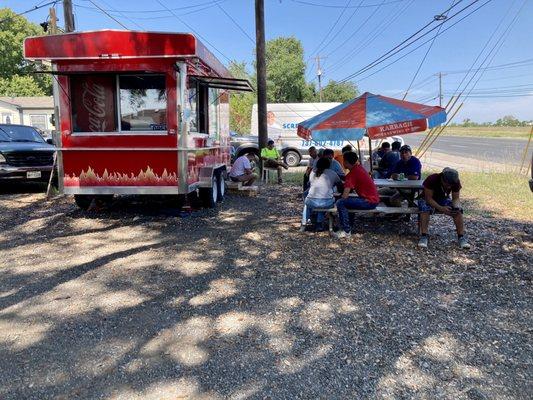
left=367, top=135, right=373, bottom=173
left=418, top=103, right=463, bottom=159
left=518, top=125, right=533, bottom=174
left=356, top=140, right=362, bottom=165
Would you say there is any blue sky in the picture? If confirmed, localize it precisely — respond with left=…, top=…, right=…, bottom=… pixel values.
left=7, top=0, right=533, bottom=122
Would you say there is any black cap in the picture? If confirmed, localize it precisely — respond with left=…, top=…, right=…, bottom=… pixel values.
left=267, top=139, right=275, bottom=145
left=442, top=167, right=460, bottom=184
left=400, top=145, right=412, bottom=153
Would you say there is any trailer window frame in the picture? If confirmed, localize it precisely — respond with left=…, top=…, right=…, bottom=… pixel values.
left=69, top=72, right=170, bottom=137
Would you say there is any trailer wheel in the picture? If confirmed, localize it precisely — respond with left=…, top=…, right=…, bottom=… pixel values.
left=74, top=195, right=93, bottom=210
left=199, top=176, right=218, bottom=208
left=284, top=150, right=301, bottom=167
left=74, top=195, right=113, bottom=210
left=216, top=171, right=226, bottom=202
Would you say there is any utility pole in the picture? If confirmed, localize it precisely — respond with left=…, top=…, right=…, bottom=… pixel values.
left=437, top=72, right=447, bottom=107
left=316, top=55, right=326, bottom=102
left=255, top=0, right=268, bottom=152
left=49, top=7, right=58, bottom=34
left=63, top=0, right=75, bottom=32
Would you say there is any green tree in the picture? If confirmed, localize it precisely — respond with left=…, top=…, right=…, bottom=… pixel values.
left=228, top=61, right=256, bottom=134
left=265, top=37, right=307, bottom=103
left=0, top=75, right=45, bottom=96
left=317, top=80, right=358, bottom=102
left=0, top=8, right=51, bottom=95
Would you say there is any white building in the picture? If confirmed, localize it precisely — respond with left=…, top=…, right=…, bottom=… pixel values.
left=0, top=96, right=55, bottom=134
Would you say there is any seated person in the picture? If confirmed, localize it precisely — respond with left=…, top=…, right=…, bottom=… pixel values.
left=372, top=142, right=389, bottom=166
left=418, top=168, right=470, bottom=249
left=261, top=139, right=288, bottom=184
left=322, top=148, right=346, bottom=180
left=372, top=141, right=391, bottom=178
left=333, top=151, right=380, bottom=238
left=229, top=152, right=257, bottom=186
left=302, top=157, right=342, bottom=231
left=381, top=141, right=401, bottom=178
left=386, top=144, right=422, bottom=206
left=334, top=144, right=353, bottom=168
left=303, top=146, right=318, bottom=192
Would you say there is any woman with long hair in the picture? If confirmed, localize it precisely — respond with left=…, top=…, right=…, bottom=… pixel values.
left=301, top=157, right=341, bottom=231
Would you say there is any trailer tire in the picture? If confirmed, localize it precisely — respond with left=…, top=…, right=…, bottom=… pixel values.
left=284, top=150, right=301, bottom=167
left=216, top=171, right=226, bottom=202
left=199, top=176, right=218, bottom=208
left=74, top=195, right=93, bottom=210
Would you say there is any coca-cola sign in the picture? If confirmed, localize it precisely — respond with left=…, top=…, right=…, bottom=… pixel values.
left=72, top=75, right=117, bottom=132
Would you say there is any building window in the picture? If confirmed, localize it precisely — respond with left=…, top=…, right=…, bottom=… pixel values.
left=29, top=114, right=47, bottom=130
left=119, top=75, right=167, bottom=131
left=2, top=113, right=12, bottom=124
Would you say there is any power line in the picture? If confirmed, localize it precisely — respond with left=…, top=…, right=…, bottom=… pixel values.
left=155, top=0, right=232, bottom=64
left=342, top=0, right=493, bottom=83
left=306, top=0, right=353, bottom=64
left=215, top=2, right=255, bottom=44
left=324, top=0, right=413, bottom=77
left=98, top=0, right=145, bottom=30
left=77, top=0, right=226, bottom=14
left=0, top=1, right=59, bottom=25
left=86, top=0, right=129, bottom=29
left=402, top=0, right=457, bottom=100
left=324, top=0, right=386, bottom=58
left=290, top=0, right=406, bottom=8
left=338, top=0, right=477, bottom=83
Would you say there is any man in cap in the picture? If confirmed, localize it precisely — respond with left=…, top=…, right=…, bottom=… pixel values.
left=386, top=144, right=422, bottom=207
left=417, top=167, right=470, bottom=249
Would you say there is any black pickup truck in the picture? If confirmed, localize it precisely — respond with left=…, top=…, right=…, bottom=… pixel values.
left=0, top=124, right=56, bottom=182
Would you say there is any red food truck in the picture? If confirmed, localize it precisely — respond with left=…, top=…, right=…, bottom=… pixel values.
left=24, top=30, right=252, bottom=209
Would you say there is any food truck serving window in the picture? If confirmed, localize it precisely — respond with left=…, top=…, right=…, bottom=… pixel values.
left=70, top=74, right=167, bottom=133
left=120, top=75, right=167, bottom=131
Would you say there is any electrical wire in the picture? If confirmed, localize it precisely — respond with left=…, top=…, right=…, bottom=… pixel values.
left=215, top=2, right=254, bottom=44
left=98, top=0, right=145, bottom=30
left=86, top=0, right=129, bottom=29
left=324, top=0, right=413, bottom=77
left=77, top=0, right=227, bottom=14
left=290, top=0, right=406, bottom=8
left=306, top=0, right=353, bottom=65
left=155, top=0, right=232, bottom=64
left=345, top=0, right=494, bottom=83
left=338, top=0, right=481, bottom=83
left=0, top=1, right=59, bottom=25
left=402, top=0, right=457, bottom=100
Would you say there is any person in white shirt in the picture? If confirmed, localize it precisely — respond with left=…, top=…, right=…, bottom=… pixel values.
left=229, top=153, right=257, bottom=186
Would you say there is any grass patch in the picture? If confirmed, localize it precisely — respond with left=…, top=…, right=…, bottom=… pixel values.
left=443, top=126, right=531, bottom=139
left=457, top=171, right=532, bottom=221
left=284, top=170, right=532, bottom=221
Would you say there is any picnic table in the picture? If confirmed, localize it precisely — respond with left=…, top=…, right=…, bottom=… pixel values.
left=373, top=178, right=424, bottom=190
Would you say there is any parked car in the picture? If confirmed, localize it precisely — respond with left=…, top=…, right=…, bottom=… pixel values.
left=0, top=124, right=56, bottom=182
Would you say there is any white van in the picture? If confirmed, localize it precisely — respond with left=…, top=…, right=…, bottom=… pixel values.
left=250, top=103, right=404, bottom=166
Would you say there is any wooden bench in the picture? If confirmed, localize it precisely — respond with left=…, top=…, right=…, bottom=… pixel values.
left=227, top=180, right=259, bottom=195
left=313, top=205, right=420, bottom=232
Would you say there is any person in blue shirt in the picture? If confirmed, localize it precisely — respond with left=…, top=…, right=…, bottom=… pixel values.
left=379, top=141, right=401, bottom=178
left=391, top=145, right=422, bottom=180
left=385, top=145, right=422, bottom=207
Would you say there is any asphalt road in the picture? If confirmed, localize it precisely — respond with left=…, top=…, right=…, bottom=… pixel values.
left=404, top=134, right=531, bottom=166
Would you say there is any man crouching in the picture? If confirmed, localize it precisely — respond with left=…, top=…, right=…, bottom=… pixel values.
left=417, top=167, right=470, bottom=249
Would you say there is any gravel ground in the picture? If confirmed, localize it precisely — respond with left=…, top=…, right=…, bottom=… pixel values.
left=0, top=182, right=531, bottom=399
